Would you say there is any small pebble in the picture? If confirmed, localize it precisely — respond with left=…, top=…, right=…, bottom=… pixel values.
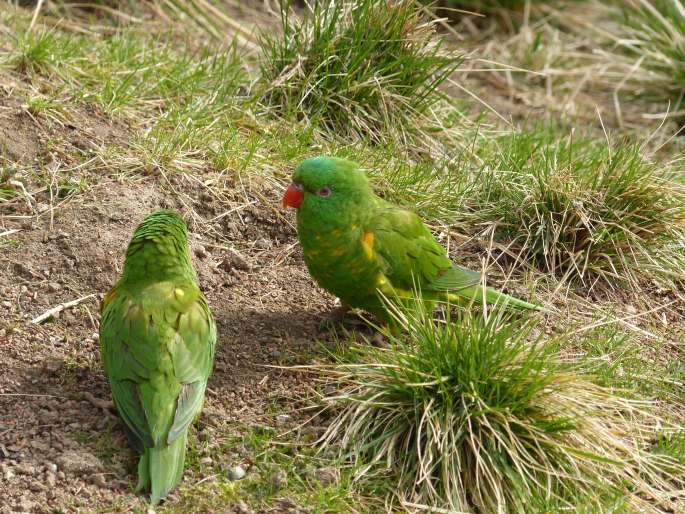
left=17, top=462, right=36, bottom=475
left=313, top=467, right=338, bottom=486
left=275, top=414, right=290, bottom=423
left=227, top=465, right=246, bottom=481
left=29, top=480, right=44, bottom=492
left=194, top=245, right=208, bottom=259
left=255, top=238, right=272, bottom=250
left=43, top=358, right=64, bottom=374
left=92, top=473, right=106, bottom=487
left=222, top=248, right=250, bottom=271
left=233, top=500, right=252, bottom=514
left=17, top=497, right=35, bottom=512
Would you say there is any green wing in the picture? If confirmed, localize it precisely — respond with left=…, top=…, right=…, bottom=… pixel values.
left=366, top=202, right=541, bottom=310
left=366, top=203, right=481, bottom=294
left=100, top=283, right=216, bottom=449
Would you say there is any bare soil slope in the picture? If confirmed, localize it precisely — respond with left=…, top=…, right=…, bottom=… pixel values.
left=0, top=94, right=334, bottom=513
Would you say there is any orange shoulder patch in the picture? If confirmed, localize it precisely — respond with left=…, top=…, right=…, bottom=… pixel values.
left=361, top=232, right=375, bottom=259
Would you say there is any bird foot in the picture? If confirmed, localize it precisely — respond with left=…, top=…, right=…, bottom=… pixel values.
left=317, top=303, right=352, bottom=332
left=371, top=332, right=389, bottom=348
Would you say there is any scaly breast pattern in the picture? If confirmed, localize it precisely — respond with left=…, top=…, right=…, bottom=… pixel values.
left=301, top=225, right=383, bottom=310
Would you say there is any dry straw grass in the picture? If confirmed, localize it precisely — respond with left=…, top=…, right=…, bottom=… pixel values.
left=457, top=128, right=685, bottom=288
left=313, top=300, right=685, bottom=512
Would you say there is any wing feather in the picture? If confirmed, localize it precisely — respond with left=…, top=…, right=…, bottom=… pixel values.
left=100, top=284, right=215, bottom=449
left=365, top=204, right=474, bottom=292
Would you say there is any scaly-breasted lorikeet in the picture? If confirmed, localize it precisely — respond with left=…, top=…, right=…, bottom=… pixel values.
left=282, top=156, right=540, bottom=326
left=99, top=210, right=216, bottom=504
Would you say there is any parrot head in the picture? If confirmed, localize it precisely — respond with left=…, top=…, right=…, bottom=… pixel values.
left=282, top=156, right=371, bottom=214
left=128, top=209, right=188, bottom=246
left=121, top=209, right=195, bottom=285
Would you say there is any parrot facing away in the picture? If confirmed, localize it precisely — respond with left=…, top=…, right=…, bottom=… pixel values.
left=99, top=210, right=216, bottom=504
left=282, top=156, right=541, bottom=327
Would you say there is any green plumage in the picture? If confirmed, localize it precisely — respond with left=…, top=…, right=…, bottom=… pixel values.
left=99, top=210, right=216, bottom=504
left=291, top=156, right=541, bottom=325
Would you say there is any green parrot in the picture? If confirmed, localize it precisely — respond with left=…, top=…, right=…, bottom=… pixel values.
left=99, top=210, right=216, bottom=504
left=282, top=156, right=541, bottom=327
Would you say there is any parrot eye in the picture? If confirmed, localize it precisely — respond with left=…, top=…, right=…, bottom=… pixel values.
left=317, top=186, right=331, bottom=198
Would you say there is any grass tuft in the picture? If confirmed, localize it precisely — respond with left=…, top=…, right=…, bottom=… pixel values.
left=613, top=0, right=685, bottom=109
left=459, top=127, right=685, bottom=286
left=258, top=0, right=462, bottom=145
left=654, top=431, right=685, bottom=465
left=12, top=30, right=63, bottom=75
left=315, top=300, right=685, bottom=512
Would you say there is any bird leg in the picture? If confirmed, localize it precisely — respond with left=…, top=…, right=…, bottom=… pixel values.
left=371, top=331, right=389, bottom=348
left=317, top=302, right=352, bottom=332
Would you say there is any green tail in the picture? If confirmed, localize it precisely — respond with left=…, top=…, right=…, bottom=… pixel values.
left=135, top=431, right=188, bottom=505
left=446, top=285, right=542, bottom=311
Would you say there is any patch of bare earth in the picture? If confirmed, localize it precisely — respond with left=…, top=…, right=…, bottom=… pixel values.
left=0, top=92, right=336, bottom=512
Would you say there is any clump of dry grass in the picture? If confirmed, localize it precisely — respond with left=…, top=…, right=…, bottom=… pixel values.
left=458, top=127, right=685, bottom=287
left=611, top=0, right=685, bottom=110
left=314, top=300, right=685, bottom=512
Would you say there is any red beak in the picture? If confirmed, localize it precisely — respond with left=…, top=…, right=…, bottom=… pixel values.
left=282, top=183, right=304, bottom=209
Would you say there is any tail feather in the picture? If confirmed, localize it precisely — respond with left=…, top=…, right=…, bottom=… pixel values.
left=136, top=451, right=150, bottom=493
left=446, top=285, right=542, bottom=311
left=137, top=430, right=188, bottom=505
left=426, top=264, right=542, bottom=311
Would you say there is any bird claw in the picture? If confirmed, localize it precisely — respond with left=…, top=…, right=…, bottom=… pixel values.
left=317, top=303, right=352, bottom=332
left=371, top=332, right=389, bottom=348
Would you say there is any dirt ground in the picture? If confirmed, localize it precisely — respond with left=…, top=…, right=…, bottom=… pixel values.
left=3, top=3, right=685, bottom=510
left=0, top=96, right=338, bottom=513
